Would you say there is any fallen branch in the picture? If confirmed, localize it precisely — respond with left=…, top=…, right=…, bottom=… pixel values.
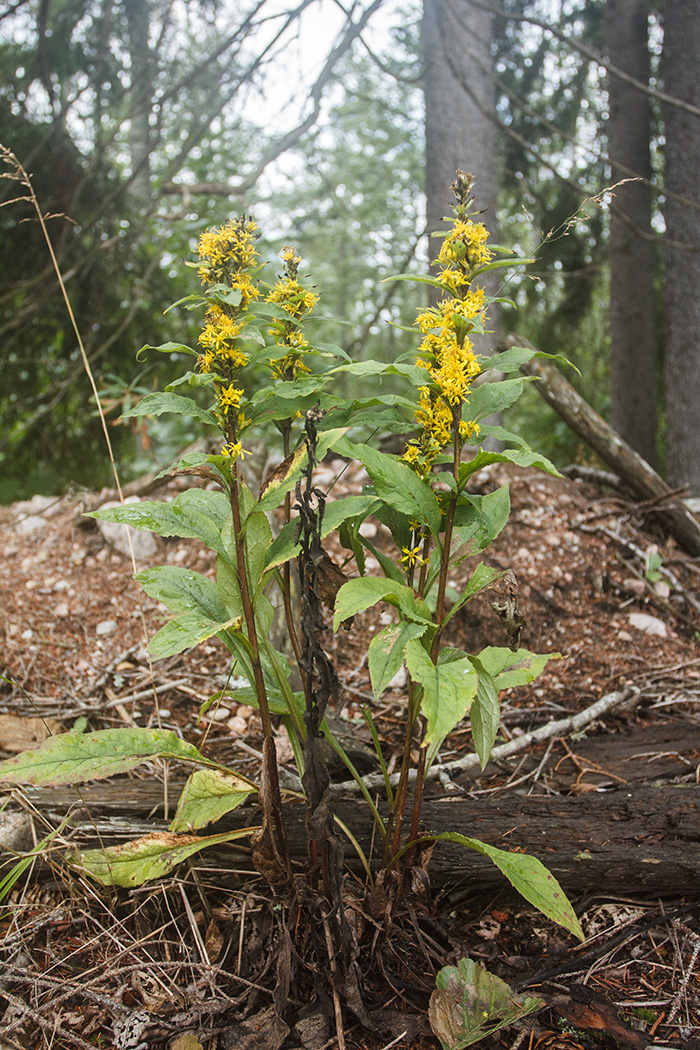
left=329, top=686, right=634, bottom=797
left=501, top=334, right=700, bottom=556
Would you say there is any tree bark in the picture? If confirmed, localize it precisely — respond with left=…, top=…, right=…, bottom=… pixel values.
left=662, top=0, right=700, bottom=496
left=422, top=0, right=500, bottom=319
left=501, top=333, right=700, bottom=555
left=606, top=0, right=658, bottom=466
left=18, top=781, right=699, bottom=895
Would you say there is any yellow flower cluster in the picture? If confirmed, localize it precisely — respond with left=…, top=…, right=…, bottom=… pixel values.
left=194, top=217, right=263, bottom=446
left=197, top=216, right=260, bottom=305
left=267, top=247, right=318, bottom=381
left=402, top=211, right=490, bottom=478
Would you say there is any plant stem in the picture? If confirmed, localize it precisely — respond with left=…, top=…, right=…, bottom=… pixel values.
left=430, top=420, right=462, bottom=661
left=229, top=464, right=292, bottom=878
left=281, top=422, right=304, bottom=669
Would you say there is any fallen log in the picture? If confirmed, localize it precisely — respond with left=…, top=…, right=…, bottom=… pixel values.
left=11, top=780, right=699, bottom=896
left=501, top=333, right=700, bottom=557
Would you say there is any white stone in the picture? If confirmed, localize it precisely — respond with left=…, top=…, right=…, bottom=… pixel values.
left=96, top=498, right=158, bottom=560
left=14, top=515, right=47, bottom=536
left=628, top=612, right=667, bottom=638
left=358, top=522, right=377, bottom=539
left=388, top=666, right=407, bottom=690
left=96, top=619, right=118, bottom=636
left=55, top=602, right=70, bottom=618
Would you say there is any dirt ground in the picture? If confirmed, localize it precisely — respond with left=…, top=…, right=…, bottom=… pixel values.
left=0, top=459, right=698, bottom=1049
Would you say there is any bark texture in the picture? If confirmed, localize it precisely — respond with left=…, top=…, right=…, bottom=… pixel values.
left=501, top=333, right=700, bottom=555
left=18, top=781, right=699, bottom=896
left=422, top=0, right=500, bottom=327
left=606, top=0, right=657, bottom=465
left=662, top=0, right=700, bottom=495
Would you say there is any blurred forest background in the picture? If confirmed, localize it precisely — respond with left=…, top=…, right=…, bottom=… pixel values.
left=1, top=0, right=699, bottom=503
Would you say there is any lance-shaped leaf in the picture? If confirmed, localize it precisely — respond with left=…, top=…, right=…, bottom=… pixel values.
left=405, top=641, right=478, bottom=756
left=70, top=828, right=256, bottom=888
left=333, top=578, right=431, bottom=632
left=474, top=647, right=561, bottom=690
left=432, top=832, right=584, bottom=940
left=468, top=656, right=500, bottom=770
left=256, top=427, right=348, bottom=513
left=136, top=565, right=229, bottom=621
left=429, top=957, right=543, bottom=1049
left=335, top=436, right=442, bottom=537
left=266, top=495, right=375, bottom=569
left=0, top=728, right=203, bottom=787
left=120, top=391, right=217, bottom=427
left=147, top=610, right=242, bottom=658
left=88, top=489, right=231, bottom=560
left=170, top=768, right=256, bottom=832
left=368, top=621, right=427, bottom=700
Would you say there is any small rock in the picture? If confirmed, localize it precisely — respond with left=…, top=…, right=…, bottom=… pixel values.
left=617, top=629, right=633, bottom=642
left=55, top=602, right=70, bottom=618
left=13, top=494, right=59, bottom=517
left=14, top=515, right=47, bottom=536
left=653, top=580, right=671, bottom=600
left=623, top=577, right=647, bottom=597
left=358, top=521, right=377, bottom=539
left=628, top=612, right=667, bottom=638
left=96, top=498, right=158, bottom=560
left=388, top=666, right=407, bottom=690
left=96, top=619, right=117, bottom=636
left=227, top=716, right=248, bottom=735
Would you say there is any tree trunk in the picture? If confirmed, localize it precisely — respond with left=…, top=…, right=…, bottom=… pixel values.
left=125, top=0, right=152, bottom=203
left=501, top=332, right=700, bottom=556
left=662, top=0, right=700, bottom=496
left=17, top=781, right=699, bottom=896
left=422, top=0, right=499, bottom=318
left=606, top=0, right=657, bottom=466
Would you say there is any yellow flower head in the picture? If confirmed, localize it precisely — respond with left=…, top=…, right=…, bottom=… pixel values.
left=217, top=383, right=243, bottom=416
left=197, top=216, right=259, bottom=294
left=267, top=277, right=319, bottom=320
left=220, top=441, right=250, bottom=462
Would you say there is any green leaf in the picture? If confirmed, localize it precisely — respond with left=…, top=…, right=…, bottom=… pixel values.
left=147, top=610, right=242, bottom=658
left=70, top=827, right=256, bottom=888
left=136, top=565, right=229, bottom=621
left=482, top=346, right=537, bottom=374
left=468, top=657, right=500, bottom=769
left=335, top=437, right=442, bottom=537
left=136, top=341, right=198, bottom=361
left=215, top=554, right=243, bottom=619
left=120, top=391, right=217, bottom=427
left=452, top=485, right=510, bottom=556
left=265, top=495, right=376, bottom=569
left=331, top=360, right=429, bottom=387
left=0, top=728, right=203, bottom=787
left=432, top=833, right=584, bottom=940
left=165, top=371, right=215, bottom=391
left=429, top=957, right=543, bottom=1049
left=88, top=489, right=232, bottom=559
left=368, top=621, right=427, bottom=700
left=243, top=509, right=273, bottom=587
left=458, top=447, right=562, bottom=484
left=474, top=647, right=560, bottom=690
left=333, top=578, right=432, bottom=632
left=405, top=640, right=478, bottom=755
left=441, top=564, right=505, bottom=629
left=463, top=377, right=529, bottom=422
left=170, top=768, right=256, bottom=832
left=256, top=427, right=348, bottom=514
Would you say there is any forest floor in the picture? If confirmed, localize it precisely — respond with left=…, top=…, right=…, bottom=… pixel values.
left=0, top=459, right=699, bottom=1050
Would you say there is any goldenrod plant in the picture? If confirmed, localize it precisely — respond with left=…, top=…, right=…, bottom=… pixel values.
left=0, top=172, right=583, bottom=1040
